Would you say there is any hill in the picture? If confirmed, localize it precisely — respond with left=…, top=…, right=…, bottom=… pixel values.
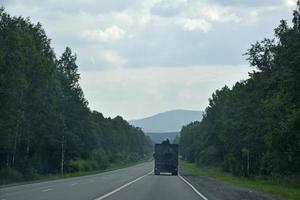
left=129, top=109, right=203, bottom=133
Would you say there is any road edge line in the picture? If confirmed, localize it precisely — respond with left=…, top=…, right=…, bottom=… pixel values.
left=94, top=170, right=153, bottom=200
left=178, top=174, right=209, bottom=200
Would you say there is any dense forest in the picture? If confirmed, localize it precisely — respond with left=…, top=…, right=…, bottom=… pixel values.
left=0, top=9, right=152, bottom=184
left=180, top=3, right=300, bottom=177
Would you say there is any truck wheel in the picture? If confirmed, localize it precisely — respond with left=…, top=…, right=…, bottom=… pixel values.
left=172, top=172, right=178, bottom=176
left=154, top=170, right=160, bottom=175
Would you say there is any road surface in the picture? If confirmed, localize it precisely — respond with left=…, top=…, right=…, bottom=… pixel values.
left=0, top=161, right=205, bottom=200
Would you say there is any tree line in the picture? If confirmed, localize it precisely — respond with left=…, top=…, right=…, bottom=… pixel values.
left=0, top=9, right=152, bottom=183
left=180, top=3, right=300, bottom=177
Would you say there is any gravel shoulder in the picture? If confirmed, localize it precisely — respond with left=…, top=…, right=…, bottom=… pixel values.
left=179, top=165, right=282, bottom=200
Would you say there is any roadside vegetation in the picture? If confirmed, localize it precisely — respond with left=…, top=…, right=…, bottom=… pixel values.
left=0, top=8, right=152, bottom=185
left=181, top=160, right=300, bottom=200
left=0, top=157, right=151, bottom=187
left=179, top=2, right=300, bottom=199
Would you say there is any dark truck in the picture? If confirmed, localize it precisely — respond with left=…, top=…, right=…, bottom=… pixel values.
left=154, top=140, right=178, bottom=175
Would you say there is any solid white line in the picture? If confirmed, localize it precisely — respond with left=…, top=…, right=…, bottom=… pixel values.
left=41, top=188, right=53, bottom=192
left=178, top=175, right=209, bottom=200
left=94, top=170, right=153, bottom=200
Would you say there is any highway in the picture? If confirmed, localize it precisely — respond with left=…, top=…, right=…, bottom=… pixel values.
left=0, top=161, right=205, bottom=200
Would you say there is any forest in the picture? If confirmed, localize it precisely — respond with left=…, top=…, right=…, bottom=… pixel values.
left=180, top=3, right=300, bottom=177
left=0, top=9, right=152, bottom=184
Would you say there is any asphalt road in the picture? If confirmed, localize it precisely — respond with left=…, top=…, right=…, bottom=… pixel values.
left=0, top=161, right=204, bottom=200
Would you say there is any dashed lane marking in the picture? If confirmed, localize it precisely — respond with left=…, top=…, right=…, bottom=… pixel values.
left=94, top=170, right=153, bottom=200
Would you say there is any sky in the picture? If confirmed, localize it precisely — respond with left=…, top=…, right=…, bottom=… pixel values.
left=1, top=0, right=297, bottom=120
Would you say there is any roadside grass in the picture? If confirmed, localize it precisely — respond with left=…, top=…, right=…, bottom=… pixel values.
left=62, top=159, right=153, bottom=178
left=62, top=162, right=130, bottom=178
left=0, top=158, right=152, bottom=187
left=180, top=160, right=300, bottom=200
left=63, top=156, right=154, bottom=179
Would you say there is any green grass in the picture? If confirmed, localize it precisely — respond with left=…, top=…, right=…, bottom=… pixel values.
left=63, top=156, right=154, bottom=179
left=0, top=158, right=151, bottom=187
left=62, top=162, right=132, bottom=178
left=180, top=160, right=300, bottom=200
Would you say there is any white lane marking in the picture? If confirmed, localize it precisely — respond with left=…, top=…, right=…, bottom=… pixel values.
left=89, top=179, right=95, bottom=183
left=94, top=170, right=153, bottom=200
left=178, top=175, right=209, bottom=200
left=41, top=188, right=53, bottom=192
left=71, top=183, right=78, bottom=186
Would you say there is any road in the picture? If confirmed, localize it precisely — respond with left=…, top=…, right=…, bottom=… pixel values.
left=0, top=161, right=205, bottom=200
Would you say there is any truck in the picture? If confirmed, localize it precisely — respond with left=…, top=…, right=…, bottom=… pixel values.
left=154, top=140, right=178, bottom=175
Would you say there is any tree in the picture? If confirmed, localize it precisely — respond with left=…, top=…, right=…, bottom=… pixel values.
left=179, top=2, right=300, bottom=176
left=0, top=9, right=152, bottom=183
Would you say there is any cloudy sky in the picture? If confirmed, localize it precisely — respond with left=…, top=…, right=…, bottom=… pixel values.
left=1, top=0, right=297, bottom=120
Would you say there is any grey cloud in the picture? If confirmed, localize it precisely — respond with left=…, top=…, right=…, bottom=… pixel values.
left=2, top=0, right=296, bottom=119
left=1, top=0, right=18, bottom=6
left=64, top=2, right=293, bottom=71
left=3, top=0, right=295, bottom=71
left=3, top=0, right=141, bottom=15
left=65, top=6, right=292, bottom=71
left=117, top=7, right=291, bottom=68
left=150, top=0, right=185, bottom=17
left=57, top=0, right=141, bottom=14
left=207, top=0, right=283, bottom=7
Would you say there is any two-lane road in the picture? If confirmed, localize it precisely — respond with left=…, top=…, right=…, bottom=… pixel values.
left=0, top=162, right=205, bottom=200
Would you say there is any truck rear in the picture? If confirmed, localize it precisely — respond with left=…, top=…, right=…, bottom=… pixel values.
left=154, top=140, right=178, bottom=175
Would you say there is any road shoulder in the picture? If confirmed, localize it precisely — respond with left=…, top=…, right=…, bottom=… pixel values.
left=179, top=163, right=281, bottom=200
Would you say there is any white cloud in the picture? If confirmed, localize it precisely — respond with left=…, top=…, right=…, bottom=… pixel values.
left=181, top=18, right=212, bottom=32
left=150, top=0, right=186, bottom=17
left=200, top=6, right=240, bottom=23
left=101, top=50, right=127, bottom=66
left=3, top=0, right=295, bottom=119
left=284, top=0, right=298, bottom=7
left=81, top=25, right=126, bottom=42
left=114, top=13, right=133, bottom=24
left=79, top=65, right=250, bottom=119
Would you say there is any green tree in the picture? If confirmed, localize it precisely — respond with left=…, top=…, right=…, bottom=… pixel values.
left=179, top=2, right=300, bottom=177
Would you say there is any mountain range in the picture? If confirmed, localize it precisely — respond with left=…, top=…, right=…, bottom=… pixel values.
left=129, top=109, right=203, bottom=133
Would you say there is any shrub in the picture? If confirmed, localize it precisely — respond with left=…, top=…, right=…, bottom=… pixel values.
left=0, top=168, right=24, bottom=184
left=69, top=160, right=97, bottom=172
left=91, top=148, right=109, bottom=169
left=23, top=167, right=40, bottom=180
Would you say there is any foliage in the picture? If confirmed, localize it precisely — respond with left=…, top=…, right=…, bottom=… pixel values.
left=69, top=160, right=97, bottom=172
left=0, top=9, right=152, bottom=183
left=0, top=168, right=24, bottom=184
left=180, top=3, right=300, bottom=177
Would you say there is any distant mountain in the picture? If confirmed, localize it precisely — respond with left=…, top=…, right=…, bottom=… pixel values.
left=129, top=109, right=203, bottom=133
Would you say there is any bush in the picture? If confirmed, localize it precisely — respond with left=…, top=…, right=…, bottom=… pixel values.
left=128, top=153, right=139, bottom=162
left=91, top=148, right=109, bottom=169
left=69, top=160, right=97, bottom=172
left=110, top=153, right=127, bottom=163
left=23, top=167, right=41, bottom=180
left=0, top=168, right=24, bottom=184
